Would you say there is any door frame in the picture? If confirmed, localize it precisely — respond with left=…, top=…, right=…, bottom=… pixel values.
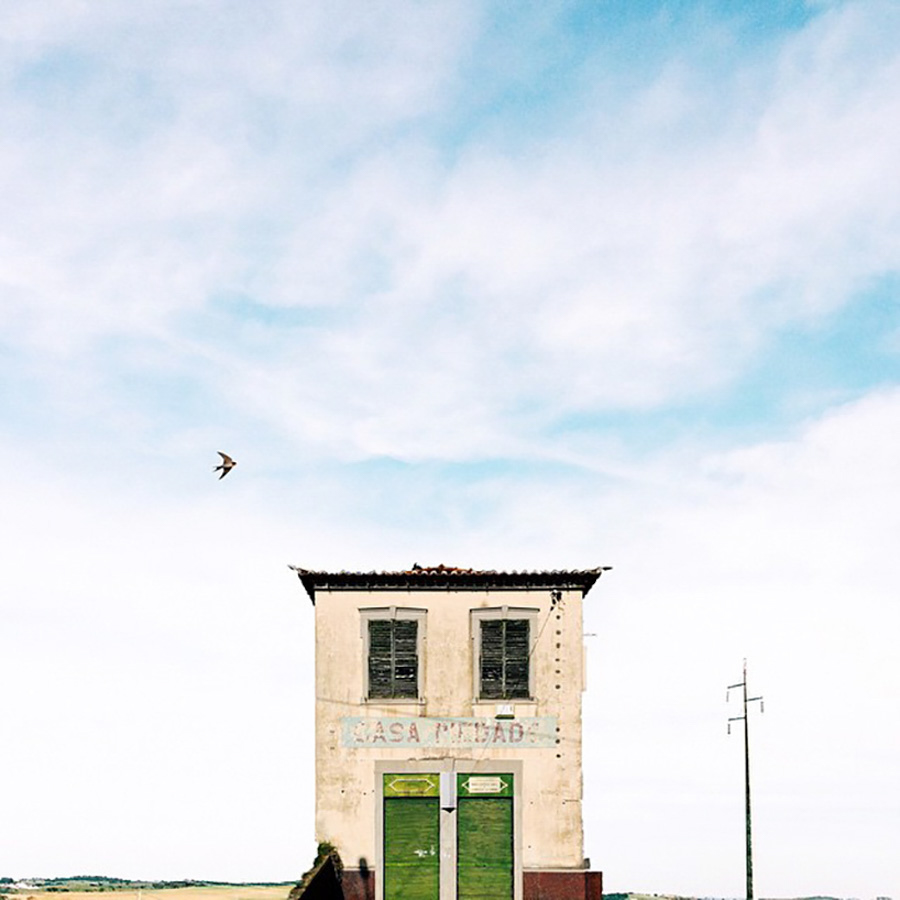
left=375, top=759, right=523, bottom=900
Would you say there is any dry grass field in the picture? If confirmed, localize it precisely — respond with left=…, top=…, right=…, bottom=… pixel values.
left=13, top=887, right=291, bottom=900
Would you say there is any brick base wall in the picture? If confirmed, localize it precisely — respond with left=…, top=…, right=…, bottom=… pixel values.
left=524, top=870, right=603, bottom=900
left=339, top=870, right=374, bottom=900
left=340, top=867, right=602, bottom=900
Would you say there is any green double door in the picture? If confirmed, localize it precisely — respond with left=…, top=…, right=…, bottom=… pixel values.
left=383, top=773, right=513, bottom=900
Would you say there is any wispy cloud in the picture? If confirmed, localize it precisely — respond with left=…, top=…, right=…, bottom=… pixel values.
left=4, top=2, right=900, bottom=464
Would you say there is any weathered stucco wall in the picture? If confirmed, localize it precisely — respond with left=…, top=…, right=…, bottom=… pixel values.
left=314, top=586, right=586, bottom=873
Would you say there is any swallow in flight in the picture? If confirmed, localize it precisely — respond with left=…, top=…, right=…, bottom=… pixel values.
left=214, top=451, right=237, bottom=479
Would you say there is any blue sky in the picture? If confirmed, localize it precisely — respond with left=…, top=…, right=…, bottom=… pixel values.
left=2, top=1, right=899, bottom=896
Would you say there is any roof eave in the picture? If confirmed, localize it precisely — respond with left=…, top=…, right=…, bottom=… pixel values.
left=288, top=566, right=611, bottom=605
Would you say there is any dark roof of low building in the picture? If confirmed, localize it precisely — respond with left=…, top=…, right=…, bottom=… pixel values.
left=289, top=563, right=611, bottom=604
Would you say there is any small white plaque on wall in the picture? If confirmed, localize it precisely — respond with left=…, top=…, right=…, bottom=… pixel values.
left=463, top=776, right=506, bottom=794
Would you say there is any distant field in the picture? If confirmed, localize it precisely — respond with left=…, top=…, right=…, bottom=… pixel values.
left=10, top=888, right=291, bottom=900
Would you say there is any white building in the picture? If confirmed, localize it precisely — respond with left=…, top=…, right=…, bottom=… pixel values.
left=292, top=564, right=609, bottom=900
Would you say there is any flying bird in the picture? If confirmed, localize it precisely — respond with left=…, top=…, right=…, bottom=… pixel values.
left=213, top=451, right=237, bottom=479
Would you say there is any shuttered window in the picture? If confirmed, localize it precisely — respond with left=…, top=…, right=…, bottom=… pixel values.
left=480, top=619, right=530, bottom=699
left=368, top=619, right=419, bottom=699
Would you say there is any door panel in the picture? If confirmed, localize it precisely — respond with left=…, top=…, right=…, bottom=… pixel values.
left=456, top=775, right=513, bottom=900
left=383, top=796, right=440, bottom=900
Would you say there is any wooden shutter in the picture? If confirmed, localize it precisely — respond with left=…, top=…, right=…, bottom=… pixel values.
left=383, top=797, right=439, bottom=900
left=480, top=620, right=505, bottom=699
left=368, top=619, right=418, bottom=699
left=368, top=619, right=394, bottom=698
left=503, top=619, right=530, bottom=699
left=457, top=775, right=514, bottom=900
left=392, top=619, right=418, bottom=698
left=480, top=619, right=530, bottom=699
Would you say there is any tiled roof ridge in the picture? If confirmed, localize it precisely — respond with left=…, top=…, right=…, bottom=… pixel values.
left=290, top=564, right=610, bottom=576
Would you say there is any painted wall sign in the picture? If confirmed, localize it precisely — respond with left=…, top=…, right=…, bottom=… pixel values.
left=341, top=716, right=557, bottom=748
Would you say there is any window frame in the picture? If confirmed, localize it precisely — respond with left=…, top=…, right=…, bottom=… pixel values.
left=359, top=607, right=427, bottom=703
left=470, top=607, right=539, bottom=702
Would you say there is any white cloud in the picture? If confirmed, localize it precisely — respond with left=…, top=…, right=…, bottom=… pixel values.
left=578, top=389, right=900, bottom=897
left=2, top=3, right=900, bottom=892
left=2, top=1, right=898, bottom=416
left=3, top=373, right=899, bottom=891
left=0, top=0, right=477, bottom=351
left=1, top=1, right=898, bottom=470
left=223, top=0, right=900, bottom=459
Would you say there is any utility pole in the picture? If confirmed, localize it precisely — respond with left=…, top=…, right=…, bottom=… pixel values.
left=727, top=659, right=764, bottom=900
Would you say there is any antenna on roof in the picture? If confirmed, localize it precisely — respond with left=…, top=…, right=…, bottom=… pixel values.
left=727, top=658, right=764, bottom=900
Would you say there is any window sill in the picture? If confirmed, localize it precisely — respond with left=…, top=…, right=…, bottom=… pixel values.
left=362, top=697, right=426, bottom=706
left=472, top=699, right=538, bottom=711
